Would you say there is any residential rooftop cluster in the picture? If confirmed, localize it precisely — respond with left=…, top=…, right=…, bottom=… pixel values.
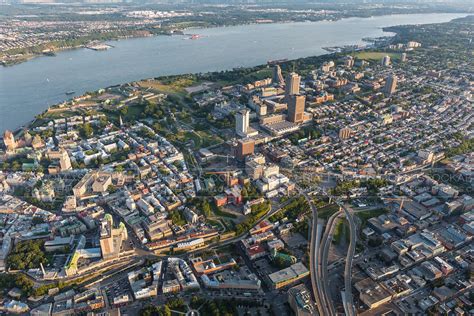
left=0, top=14, right=473, bottom=316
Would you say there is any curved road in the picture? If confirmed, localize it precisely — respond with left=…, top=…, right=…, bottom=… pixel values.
left=320, top=208, right=342, bottom=316
left=341, top=204, right=357, bottom=316
left=298, top=186, right=332, bottom=316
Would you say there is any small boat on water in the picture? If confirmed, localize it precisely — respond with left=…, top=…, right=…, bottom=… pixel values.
left=65, top=91, right=75, bottom=95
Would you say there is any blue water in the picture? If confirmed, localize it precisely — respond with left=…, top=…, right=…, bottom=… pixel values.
left=0, top=13, right=468, bottom=132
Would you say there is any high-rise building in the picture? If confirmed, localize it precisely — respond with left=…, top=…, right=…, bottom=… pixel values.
left=235, top=109, right=250, bottom=137
left=287, top=94, right=306, bottom=124
left=3, top=130, right=16, bottom=151
left=401, top=53, right=407, bottom=62
left=100, top=214, right=127, bottom=260
left=285, top=72, right=301, bottom=99
left=272, top=65, right=284, bottom=86
left=384, top=75, right=398, bottom=96
left=237, top=139, right=255, bottom=160
left=59, top=149, right=72, bottom=171
left=381, top=55, right=391, bottom=67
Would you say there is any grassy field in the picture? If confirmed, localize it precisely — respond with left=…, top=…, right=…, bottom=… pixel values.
left=333, top=219, right=351, bottom=245
left=352, top=51, right=401, bottom=61
left=318, top=204, right=340, bottom=220
left=356, top=208, right=388, bottom=228
left=211, top=203, right=238, bottom=219
left=137, top=77, right=196, bottom=95
left=169, top=130, right=222, bottom=150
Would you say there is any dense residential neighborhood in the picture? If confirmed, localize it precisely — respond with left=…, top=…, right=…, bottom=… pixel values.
left=0, top=10, right=473, bottom=316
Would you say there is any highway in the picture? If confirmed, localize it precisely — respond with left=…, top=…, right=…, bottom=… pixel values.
left=340, top=203, right=357, bottom=316
left=310, top=185, right=358, bottom=316
left=308, top=194, right=326, bottom=316
left=298, top=186, right=334, bottom=316
left=319, top=208, right=342, bottom=316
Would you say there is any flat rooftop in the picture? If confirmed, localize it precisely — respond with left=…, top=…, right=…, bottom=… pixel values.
left=268, top=262, right=309, bottom=284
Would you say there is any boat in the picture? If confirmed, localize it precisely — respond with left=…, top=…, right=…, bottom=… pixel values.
left=65, top=91, right=75, bottom=95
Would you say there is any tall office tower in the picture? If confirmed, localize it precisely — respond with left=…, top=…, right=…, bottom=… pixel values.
left=100, top=214, right=127, bottom=260
left=273, top=65, right=284, bottom=86
left=3, top=130, right=16, bottom=150
left=285, top=72, right=301, bottom=98
left=401, top=53, right=407, bottom=62
left=381, top=55, right=391, bottom=67
left=235, top=109, right=250, bottom=137
left=287, top=94, right=306, bottom=123
left=384, top=75, right=398, bottom=96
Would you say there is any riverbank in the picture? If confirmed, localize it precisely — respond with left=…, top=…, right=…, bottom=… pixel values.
left=0, top=30, right=160, bottom=67
left=1, top=13, right=469, bottom=132
left=0, top=10, right=468, bottom=68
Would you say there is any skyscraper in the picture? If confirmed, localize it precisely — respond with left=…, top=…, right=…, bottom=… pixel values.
left=272, top=65, right=284, bottom=86
left=100, top=214, right=127, bottom=260
left=235, top=109, right=250, bottom=137
left=285, top=72, right=301, bottom=99
left=287, top=94, right=306, bottom=123
left=384, top=75, right=398, bottom=96
left=381, top=55, right=391, bottom=67
left=401, top=53, right=407, bottom=62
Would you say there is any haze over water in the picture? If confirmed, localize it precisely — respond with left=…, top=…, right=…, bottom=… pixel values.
left=0, top=13, right=468, bottom=132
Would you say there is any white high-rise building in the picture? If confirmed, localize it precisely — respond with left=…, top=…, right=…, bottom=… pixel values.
left=381, top=55, right=391, bottom=67
left=235, top=109, right=250, bottom=137
left=285, top=72, right=301, bottom=98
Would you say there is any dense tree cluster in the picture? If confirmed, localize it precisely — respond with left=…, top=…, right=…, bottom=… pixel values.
left=0, top=273, right=34, bottom=297
left=235, top=200, right=270, bottom=235
left=8, top=240, right=49, bottom=270
left=270, top=196, right=309, bottom=222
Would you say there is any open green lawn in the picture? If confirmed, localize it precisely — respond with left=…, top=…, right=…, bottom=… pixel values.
left=318, top=204, right=340, bottom=220
left=137, top=77, right=197, bottom=95
left=170, top=130, right=222, bottom=150
left=195, top=130, right=223, bottom=148
left=352, top=51, right=401, bottom=61
left=211, top=203, right=238, bottom=219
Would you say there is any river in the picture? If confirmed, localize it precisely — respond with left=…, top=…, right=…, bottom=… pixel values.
left=0, top=13, right=468, bottom=132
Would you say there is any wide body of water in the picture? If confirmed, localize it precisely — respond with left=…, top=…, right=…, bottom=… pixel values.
left=0, top=13, right=468, bottom=132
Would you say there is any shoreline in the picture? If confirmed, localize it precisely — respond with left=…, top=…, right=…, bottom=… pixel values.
left=7, top=30, right=395, bottom=135
left=0, top=33, right=158, bottom=67
left=1, top=13, right=470, bottom=133
left=0, top=11, right=467, bottom=68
